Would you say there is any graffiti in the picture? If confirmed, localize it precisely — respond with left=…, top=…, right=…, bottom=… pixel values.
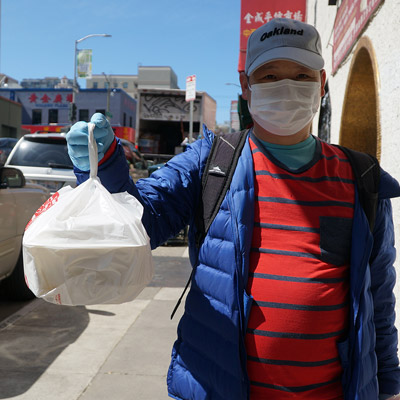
left=141, top=94, right=200, bottom=121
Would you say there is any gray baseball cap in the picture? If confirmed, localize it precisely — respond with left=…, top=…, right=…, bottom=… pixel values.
left=245, top=18, right=324, bottom=76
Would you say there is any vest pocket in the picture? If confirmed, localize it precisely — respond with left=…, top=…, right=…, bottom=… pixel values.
left=320, top=216, right=353, bottom=266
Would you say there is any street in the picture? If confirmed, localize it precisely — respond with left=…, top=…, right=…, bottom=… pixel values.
left=0, top=245, right=191, bottom=400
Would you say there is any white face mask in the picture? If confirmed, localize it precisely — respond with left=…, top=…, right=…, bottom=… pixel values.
left=247, top=79, right=321, bottom=136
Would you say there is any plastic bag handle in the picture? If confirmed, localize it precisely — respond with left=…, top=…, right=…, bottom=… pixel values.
left=88, top=122, right=98, bottom=179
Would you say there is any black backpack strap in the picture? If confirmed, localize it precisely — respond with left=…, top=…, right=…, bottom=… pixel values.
left=335, top=145, right=380, bottom=232
left=195, top=129, right=249, bottom=247
left=171, top=130, right=248, bottom=320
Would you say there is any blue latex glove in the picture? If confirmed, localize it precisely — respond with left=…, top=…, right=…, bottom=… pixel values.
left=66, top=113, right=115, bottom=171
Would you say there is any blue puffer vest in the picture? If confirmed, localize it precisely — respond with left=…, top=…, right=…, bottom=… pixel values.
left=74, top=127, right=400, bottom=399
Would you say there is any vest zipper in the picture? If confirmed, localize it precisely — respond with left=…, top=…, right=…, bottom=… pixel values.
left=227, top=192, right=251, bottom=400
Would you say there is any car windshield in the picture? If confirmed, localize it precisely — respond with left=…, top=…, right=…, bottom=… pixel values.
left=8, top=137, right=73, bottom=168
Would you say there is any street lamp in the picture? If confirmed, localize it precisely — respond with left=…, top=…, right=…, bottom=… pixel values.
left=71, top=33, right=111, bottom=123
left=225, top=83, right=241, bottom=133
left=102, top=72, right=113, bottom=120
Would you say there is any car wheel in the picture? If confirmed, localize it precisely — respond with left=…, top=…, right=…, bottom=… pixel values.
left=2, top=251, right=35, bottom=301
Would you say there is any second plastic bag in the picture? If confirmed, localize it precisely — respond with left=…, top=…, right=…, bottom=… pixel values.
left=23, top=123, right=154, bottom=306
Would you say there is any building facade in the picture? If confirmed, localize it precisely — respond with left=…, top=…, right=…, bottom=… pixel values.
left=0, top=66, right=215, bottom=146
left=306, top=0, right=400, bottom=327
left=86, top=66, right=179, bottom=100
left=0, top=96, right=23, bottom=138
left=135, top=88, right=216, bottom=155
left=0, top=74, right=21, bottom=89
left=20, top=76, right=74, bottom=89
left=230, top=100, right=240, bottom=132
left=0, top=88, right=137, bottom=141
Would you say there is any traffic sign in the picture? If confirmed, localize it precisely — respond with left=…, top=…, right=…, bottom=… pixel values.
left=185, top=75, right=196, bottom=102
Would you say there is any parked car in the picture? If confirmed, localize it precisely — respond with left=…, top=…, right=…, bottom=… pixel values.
left=119, top=138, right=152, bottom=182
left=0, top=166, right=49, bottom=300
left=5, top=133, right=76, bottom=194
left=148, top=161, right=165, bottom=175
left=0, top=137, right=18, bottom=166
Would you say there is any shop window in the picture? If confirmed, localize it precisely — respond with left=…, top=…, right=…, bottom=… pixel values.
left=129, top=116, right=132, bottom=127
left=79, top=109, right=89, bottom=122
left=123, top=112, right=127, bottom=126
left=32, top=109, right=42, bottom=124
left=48, top=109, right=58, bottom=124
left=93, top=82, right=98, bottom=89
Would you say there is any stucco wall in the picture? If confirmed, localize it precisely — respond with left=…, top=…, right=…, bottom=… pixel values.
left=0, top=96, right=22, bottom=138
left=307, top=1, right=400, bottom=329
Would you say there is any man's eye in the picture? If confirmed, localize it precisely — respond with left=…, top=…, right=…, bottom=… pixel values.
left=296, top=74, right=310, bottom=79
left=264, top=74, right=277, bottom=80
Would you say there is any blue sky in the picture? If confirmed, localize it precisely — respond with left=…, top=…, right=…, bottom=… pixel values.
left=1, top=0, right=242, bottom=124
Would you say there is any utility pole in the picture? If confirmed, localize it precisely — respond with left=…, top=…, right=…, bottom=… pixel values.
left=102, top=72, right=112, bottom=120
left=71, top=33, right=111, bottom=124
left=185, top=75, right=196, bottom=143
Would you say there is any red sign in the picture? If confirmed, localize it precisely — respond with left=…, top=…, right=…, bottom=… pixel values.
left=113, top=126, right=135, bottom=143
left=332, top=0, right=384, bottom=74
left=238, top=0, right=307, bottom=72
left=22, top=124, right=135, bottom=143
left=22, top=125, right=66, bottom=133
left=27, top=92, right=72, bottom=106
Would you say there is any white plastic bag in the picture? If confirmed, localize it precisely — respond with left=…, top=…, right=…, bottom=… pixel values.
left=23, top=123, right=154, bottom=306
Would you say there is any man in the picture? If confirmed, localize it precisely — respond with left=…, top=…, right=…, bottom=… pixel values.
left=66, top=18, right=400, bottom=400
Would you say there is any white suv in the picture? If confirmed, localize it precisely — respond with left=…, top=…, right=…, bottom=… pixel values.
left=0, top=166, right=49, bottom=300
left=5, top=133, right=76, bottom=194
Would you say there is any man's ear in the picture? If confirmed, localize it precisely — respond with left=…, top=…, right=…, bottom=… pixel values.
left=239, top=72, right=250, bottom=101
left=320, top=69, right=327, bottom=97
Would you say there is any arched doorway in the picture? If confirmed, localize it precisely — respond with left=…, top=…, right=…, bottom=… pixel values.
left=339, top=37, right=381, bottom=161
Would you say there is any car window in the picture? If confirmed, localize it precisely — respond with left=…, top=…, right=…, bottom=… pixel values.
left=8, top=137, right=73, bottom=168
left=0, top=138, right=18, bottom=149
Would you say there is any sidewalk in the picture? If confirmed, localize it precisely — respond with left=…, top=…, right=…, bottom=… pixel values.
left=0, top=247, right=189, bottom=400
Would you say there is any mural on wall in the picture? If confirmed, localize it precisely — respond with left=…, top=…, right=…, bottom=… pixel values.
left=332, top=0, right=384, bottom=73
left=140, top=94, right=200, bottom=121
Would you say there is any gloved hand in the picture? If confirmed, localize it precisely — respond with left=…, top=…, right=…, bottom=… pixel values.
left=66, top=113, right=115, bottom=171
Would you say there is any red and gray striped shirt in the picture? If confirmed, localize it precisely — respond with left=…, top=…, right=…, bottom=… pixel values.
left=246, top=135, right=355, bottom=399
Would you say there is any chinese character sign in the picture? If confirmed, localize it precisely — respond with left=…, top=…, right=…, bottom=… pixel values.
left=27, top=92, right=71, bottom=107
left=77, top=49, right=92, bottom=78
left=332, top=0, right=384, bottom=74
left=238, top=0, right=307, bottom=71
